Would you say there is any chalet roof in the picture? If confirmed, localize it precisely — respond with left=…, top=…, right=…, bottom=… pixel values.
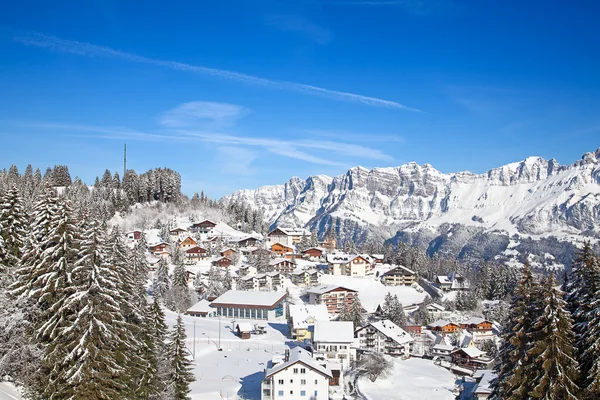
left=269, top=227, right=311, bottom=237
left=427, top=303, right=446, bottom=311
left=185, top=246, right=208, bottom=253
left=289, top=304, right=330, bottom=329
left=149, top=241, right=169, bottom=247
left=361, top=320, right=414, bottom=346
left=372, top=254, right=384, bottom=259
left=461, top=317, right=491, bottom=326
left=428, top=319, right=457, bottom=328
left=382, top=265, right=416, bottom=276
left=303, top=247, right=325, bottom=253
left=269, top=258, right=295, bottom=266
left=194, top=219, right=217, bottom=225
left=270, top=242, right=293, bottom=249
left=265, top=347, right=332, bottom=379
left=211, top=290, right=287, bottom=308
left=186, top=300, right=212, bottom=314
left=170, top=227, right=187, bottom=232
left=452, top=347, right=486, bottom=359
left=236, top=323, right=253, bottom=333
left=432, top=344, right=456, bottom=352
left=305, top=284, right=356, bottom=295
left=314, top=321, right=354, bottom=343
left=326, top=253, right=352, bottom=263
left=291, top=268, right=319, bottom=276
left=213, top=256, right=232, bottom=262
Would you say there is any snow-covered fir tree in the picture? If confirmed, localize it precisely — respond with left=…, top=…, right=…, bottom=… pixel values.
left=340, top=295, right=365, bottom=329
left=48, top=216, right=129, bottom=399
left=167, top=315, right=195, bottom=400
left=0, top=185, right=28, bottom=272
left=154, top=258, right=170, bottom=299
left=168, top=253, right=192, bottom=313
left=493, top=262, right=541, bottom=399
left=526, top=274, right=580, bottom=399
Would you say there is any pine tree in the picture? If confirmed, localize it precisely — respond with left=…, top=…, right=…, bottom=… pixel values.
left=579, top=252, right=600, bottom=397
left=0, top=185, right=28, bottom=272
left=169, top=255, right=191, bottom=313
left=493, top=262, right=541, bottom=399
left=340, top=295, right=364, bottom=329
left=526, top=274, right=580, bottom=399
left=48, top=217, right=128, bottom=399
left=566, top=241, right=600, bottom=390
left=390, top=295, right=408, bottom=329
left=167, top=315, right=195, bottom=400
left=136, top=302, right=161, bottom=400
left=154, top=258, right=170, bottom=298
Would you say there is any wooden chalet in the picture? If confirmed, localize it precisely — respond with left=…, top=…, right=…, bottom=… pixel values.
left=269, top=258, right=296, bottom=274
left=251, top=248, right=272, bottom=257
left=125, top=230, right=143, bottom=242
left=303, top=247, right=325, bottom=259
left=381, top=265, right=416, bottom=286
left=271, top=242, right=293, bottom=256
left=428, top=320, right=460, bottom=335
left=235, top=236, right=260, bottom=247
left=169, top=227, right=187, bottom=236
left=236, top=323, right=253, bottom=340
left=451, top=348, right=493, bottom=371
left=220, top=248, right=238, bottom=258
left=150, top=242, right=169, bottom=255
left=212, top=256, right=232, bottom=268
left=460, top=318, right=493, bottom=333
left=178, top=236, right=197, bottom=248
left=405, top=325, right=423, bottom=336
left=191, top=219, right=217, bottom=233
left=185, top=246, right=209, bottom=261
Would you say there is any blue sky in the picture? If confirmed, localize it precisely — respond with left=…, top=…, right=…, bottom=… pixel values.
left=1, top=0, right=599, bottom=197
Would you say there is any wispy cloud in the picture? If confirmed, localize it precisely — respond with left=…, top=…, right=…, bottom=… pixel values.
left=264, top=14, right=332, bottom=44
left=18, top=119, right=394, bottom=166
left=301, top=129, right=404, bottom=143
left=14, top=32, right=419, bottom=111
left=216, top=146, right=258, bottom=175
left=159, top=101, right=245, bottom=128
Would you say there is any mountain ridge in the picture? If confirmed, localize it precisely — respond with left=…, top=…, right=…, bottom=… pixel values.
left=223, top=148, right=600, bottom=261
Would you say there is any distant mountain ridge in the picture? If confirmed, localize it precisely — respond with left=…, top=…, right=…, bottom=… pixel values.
left=223, top=148, right=600, bottom=263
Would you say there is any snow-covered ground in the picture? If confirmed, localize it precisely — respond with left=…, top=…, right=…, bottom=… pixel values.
left=358, top=358, right=458, bottom=400
left=0, top=382, right=21, bottom=400
left=163, top=310, right=290, bottom=400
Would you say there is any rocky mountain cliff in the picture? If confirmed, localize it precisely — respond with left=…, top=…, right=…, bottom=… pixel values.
left=224, top=148, right=600, bottom=265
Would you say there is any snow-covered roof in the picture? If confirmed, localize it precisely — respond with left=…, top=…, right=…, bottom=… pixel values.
left=326, top=253, right=352, bottom=264
left=236, top=323, right=253, bottom=333
left=269, top=258, right=295, bottom=266
left=453, top=347, right=486, bottom=359
left=186, top=300, right=212, bottom=314
left=266, top=347, right=332, bottom=379
left=432, top=344, right=456, bottom=352
left=314, top=321, right=354, bottom=343
left=428, top=319, right=456, bottom=328
left=372, top=254, right=384, bottom=259
left=461, top=317, right=490, bottom=326
left=382, top=265, right=416, bottom=276
left=303, top=247, right=325, bottom=253
left=292, top=268, right=319, bottom=276
left=427, top=303, right=446, bottom=311
left=305, top=284, right=356, bottom=295
left=211, top=290, right=286, bottom=308
left=289, top=304, right=330, bottom=329
left=473, top=370, right=496, bottom=395
left=364, top=320, right=413, bottom=346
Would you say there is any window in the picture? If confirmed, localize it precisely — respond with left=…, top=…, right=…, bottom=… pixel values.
left=278, top=390, right=284, bottom=396
left=278, top=379, right=284, bottom=385
left=314, top=379, right=318, bottom=384
left=290, top=390, right=293, bottom=395
left=300, top=368, right=306, bottom=374
left=300, top=390, right=306, bottom=396
left=300, top=379, right=306, bottom=385
left=290, top=379, right=293, bottom=383
left=314, top=390, right=318, bottom=396
left=293, top=368, right=298, bottom=374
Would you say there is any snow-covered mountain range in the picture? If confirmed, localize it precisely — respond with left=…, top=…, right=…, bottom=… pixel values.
left=224, top=148, right=600, bottom=263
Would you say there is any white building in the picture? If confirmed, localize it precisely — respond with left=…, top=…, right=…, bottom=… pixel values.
left=261, top=347, right=332, bottom=400
left=326, top=253, right=371, bottom=276
left=355, top=319, right=414, bottom=357
left=305, top=285, right=358, bottom=315
left=312, top=321, right=355, bottom=372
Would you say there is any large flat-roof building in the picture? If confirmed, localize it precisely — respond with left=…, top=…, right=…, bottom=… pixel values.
left=210, top=290, right=287, bottom=321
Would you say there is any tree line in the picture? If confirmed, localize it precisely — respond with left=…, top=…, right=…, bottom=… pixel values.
left=0, top=184, right=195, bottom=399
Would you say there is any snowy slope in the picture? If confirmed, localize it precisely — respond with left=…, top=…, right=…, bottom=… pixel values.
left=224, top=149, right=600, bottom=244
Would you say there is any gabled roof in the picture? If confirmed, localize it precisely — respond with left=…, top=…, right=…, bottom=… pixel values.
left=303, top=247, right=325, bottom=253
left=186, top=300, right=212, bottom=314
left=265, top=347, right=332, bottom=379
left=314, top=321, right=354, bottom=343
left=170, top=227, right=187, bottom=232
left=269, top=257, right=295, bottom=266
left=270, top=242, right=293, bottom=249
left=428, top=319, right=458, bottom=328
left=427, top=303, right=446, bottom=311
left=185, top=246, right=208, bottom=253
left=213, top=256, right=232, bottom=262
left=359, top=319, right=413, bottom=346
left=382, top=265, right=416, bottom=276
left=432, top=344, right=456, bottom=352
left=461, top=317, right=491, bottom=326
left=452, top=347, right=486, bottom=359
left=326, top=253, right=352, bottom=264
left=472, top=370, right=496, bottom=395
left=305, top=284, right=356, bottom=295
